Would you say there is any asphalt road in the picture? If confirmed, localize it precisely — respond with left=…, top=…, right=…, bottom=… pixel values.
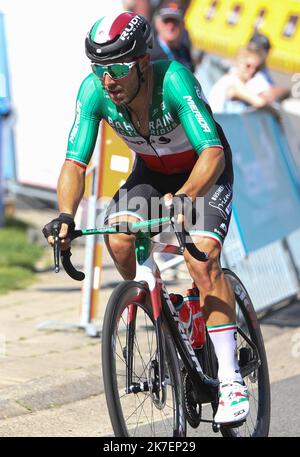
left=0, top=208, right=299, bottom=437
left=269, top=374, right=300, bottom=437
left=186, top=374, right=300, bottom=437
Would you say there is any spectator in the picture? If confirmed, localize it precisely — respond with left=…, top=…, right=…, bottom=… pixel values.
left=208, top=45, right=270, bottom=113
left=249, top=31, right=273, bottom=84
left=150, top=2, right=194, bottom=71
left=247, top=33, right=290, bottom=104
left=196, top=31, right=287, bottom=104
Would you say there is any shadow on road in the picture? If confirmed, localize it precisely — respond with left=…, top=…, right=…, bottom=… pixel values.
left=260, top=299, right=300, bottom=328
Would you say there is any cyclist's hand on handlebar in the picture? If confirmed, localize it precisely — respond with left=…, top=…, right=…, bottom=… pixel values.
left=164, top=193, right=194, bottom=227
left=42, top=213, right=75, bottom=251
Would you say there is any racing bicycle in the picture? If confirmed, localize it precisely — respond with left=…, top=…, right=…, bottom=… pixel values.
left=52, top=213, right=271, bottom=437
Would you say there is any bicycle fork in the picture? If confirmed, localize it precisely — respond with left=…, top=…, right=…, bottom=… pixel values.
left=124, top=234, right=167, bottom=399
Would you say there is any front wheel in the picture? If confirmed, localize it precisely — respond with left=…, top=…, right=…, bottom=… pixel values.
left=220, top=269, right=271, bottom=437
left=101, top=280, right=186, bottom=437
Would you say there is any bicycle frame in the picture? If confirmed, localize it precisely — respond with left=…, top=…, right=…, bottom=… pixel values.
left=131, top=231, right=219, bottom=402
left=54, top=217, right=217, bottom=398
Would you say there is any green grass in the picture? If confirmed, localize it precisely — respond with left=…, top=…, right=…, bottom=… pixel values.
left=0, top=218, right=43, bottom=294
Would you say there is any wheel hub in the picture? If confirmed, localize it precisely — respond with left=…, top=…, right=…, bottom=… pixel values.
left=148, top=359, right=166, bottom=410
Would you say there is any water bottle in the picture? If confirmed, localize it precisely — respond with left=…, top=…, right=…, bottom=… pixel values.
left=184, top=285, right=206, bottom=348
left=169, top=293, right=184, bottom=311
left=169, top=293, right=193, bottom=342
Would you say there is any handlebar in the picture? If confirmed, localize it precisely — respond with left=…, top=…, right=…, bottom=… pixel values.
left=53, top=212, right=208, bottom=281
left=170, top=217, right=209, bottom=263
left=53, top=229, right=85, bottom=281
left=61, top=248, right=85, bottom=281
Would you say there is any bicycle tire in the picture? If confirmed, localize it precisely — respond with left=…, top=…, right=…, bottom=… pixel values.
left=220, top=269, right=271, bottom=437
left=102, top=280, right=186, bottom=437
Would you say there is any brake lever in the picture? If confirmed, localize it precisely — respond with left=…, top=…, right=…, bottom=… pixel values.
left=169, top=207, right=209, bottom=262
left=52, top=225, right=83, bottom=275
left=53, top=222, right=61, bottom=273
left=58, top=229, right=85, bottom=281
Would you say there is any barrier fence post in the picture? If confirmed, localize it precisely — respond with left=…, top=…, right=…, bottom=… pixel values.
left=80, top=125, right=104, bottom=337
left=0, top=11, right=12, bottom=226
left=0, top=115, right=3, bottom=226
left=81, top=122, right=134, bottom=336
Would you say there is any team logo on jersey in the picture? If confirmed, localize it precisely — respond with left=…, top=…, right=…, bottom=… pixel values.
left=183, top=95, right=211, bottom=133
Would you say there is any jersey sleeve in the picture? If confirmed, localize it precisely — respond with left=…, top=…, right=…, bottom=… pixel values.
left=66, top=73, right=103, bottom=168
left=164, top=62, right=223, bottom=155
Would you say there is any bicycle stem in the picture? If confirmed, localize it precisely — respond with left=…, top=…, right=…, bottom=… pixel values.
left=135, top=232, right=152, bottom=265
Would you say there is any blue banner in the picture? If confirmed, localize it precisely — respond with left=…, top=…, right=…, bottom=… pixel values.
left=0, top=11, right=15, bottom=187
left=0, top=11, right=13, bottom=224
left=215, top=110, right=300, bottom=253
left=0, top=13, right=10, bottom=112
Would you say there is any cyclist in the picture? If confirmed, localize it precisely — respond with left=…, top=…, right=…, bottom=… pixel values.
left=43, top=11, right=249, bottom=424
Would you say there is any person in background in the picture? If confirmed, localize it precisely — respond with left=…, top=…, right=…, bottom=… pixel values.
left=249, top=31, right=273, bottom=84
left=208, top=45, right=269, bottom=113
left=247, top=32, right=290, bottom=104
left=196, top=31, right=289, bottom=105
left=150, top=2, right=194, bottom=71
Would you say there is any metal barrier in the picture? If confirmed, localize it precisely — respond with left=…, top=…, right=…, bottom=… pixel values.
left=161, top=102, right=300, bottom=315
left=157, top=106, right=300, bottom=312
left=222, top=219, right=300, bottom=313
left=216, top=110, right=300, bottom=253
left=218, top=108, right=300, bottom=313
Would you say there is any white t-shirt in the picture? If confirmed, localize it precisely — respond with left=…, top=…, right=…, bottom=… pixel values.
left=246, top=71, right=271, bottom=95
left=208, top=71, right=271, bottom=113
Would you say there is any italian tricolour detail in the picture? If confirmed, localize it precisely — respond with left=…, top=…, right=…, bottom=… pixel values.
left=91, top=14, right=142, bottom=44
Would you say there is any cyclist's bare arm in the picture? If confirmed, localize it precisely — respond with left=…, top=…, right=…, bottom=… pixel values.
left=260, top=86, right=290, bottom=104
left=174, top=147, right=225, bottom=201
left=46, top=161, right=86, bottom=247
left=163, top=63, right=230, bottom=204
left=58, top=160, right=86, bottom=216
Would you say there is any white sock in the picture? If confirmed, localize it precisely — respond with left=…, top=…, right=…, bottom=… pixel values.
left=207, top=323, right=243, bottom=384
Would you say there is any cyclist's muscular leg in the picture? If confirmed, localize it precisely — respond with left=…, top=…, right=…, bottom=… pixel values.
left=104, top=216, right=139, bottom=280
left=185, top=237, right=250, bottom=423
left=183, top=236, right=235, bottom=325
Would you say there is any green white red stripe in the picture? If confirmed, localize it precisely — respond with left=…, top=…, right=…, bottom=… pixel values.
left=91, top=13, right=136, bottom=44
left=207, top=322, right=237, bottom=333
left=189, top=230, right=223, bottom=247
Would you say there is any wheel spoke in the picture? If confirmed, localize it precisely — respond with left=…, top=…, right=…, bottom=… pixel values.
left=219, top=271, right=271, bottom=437
left=103, top=283, right=185, bottom=437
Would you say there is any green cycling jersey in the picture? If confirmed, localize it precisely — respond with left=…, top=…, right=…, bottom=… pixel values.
left=66, top=60, right=232, bottom=178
